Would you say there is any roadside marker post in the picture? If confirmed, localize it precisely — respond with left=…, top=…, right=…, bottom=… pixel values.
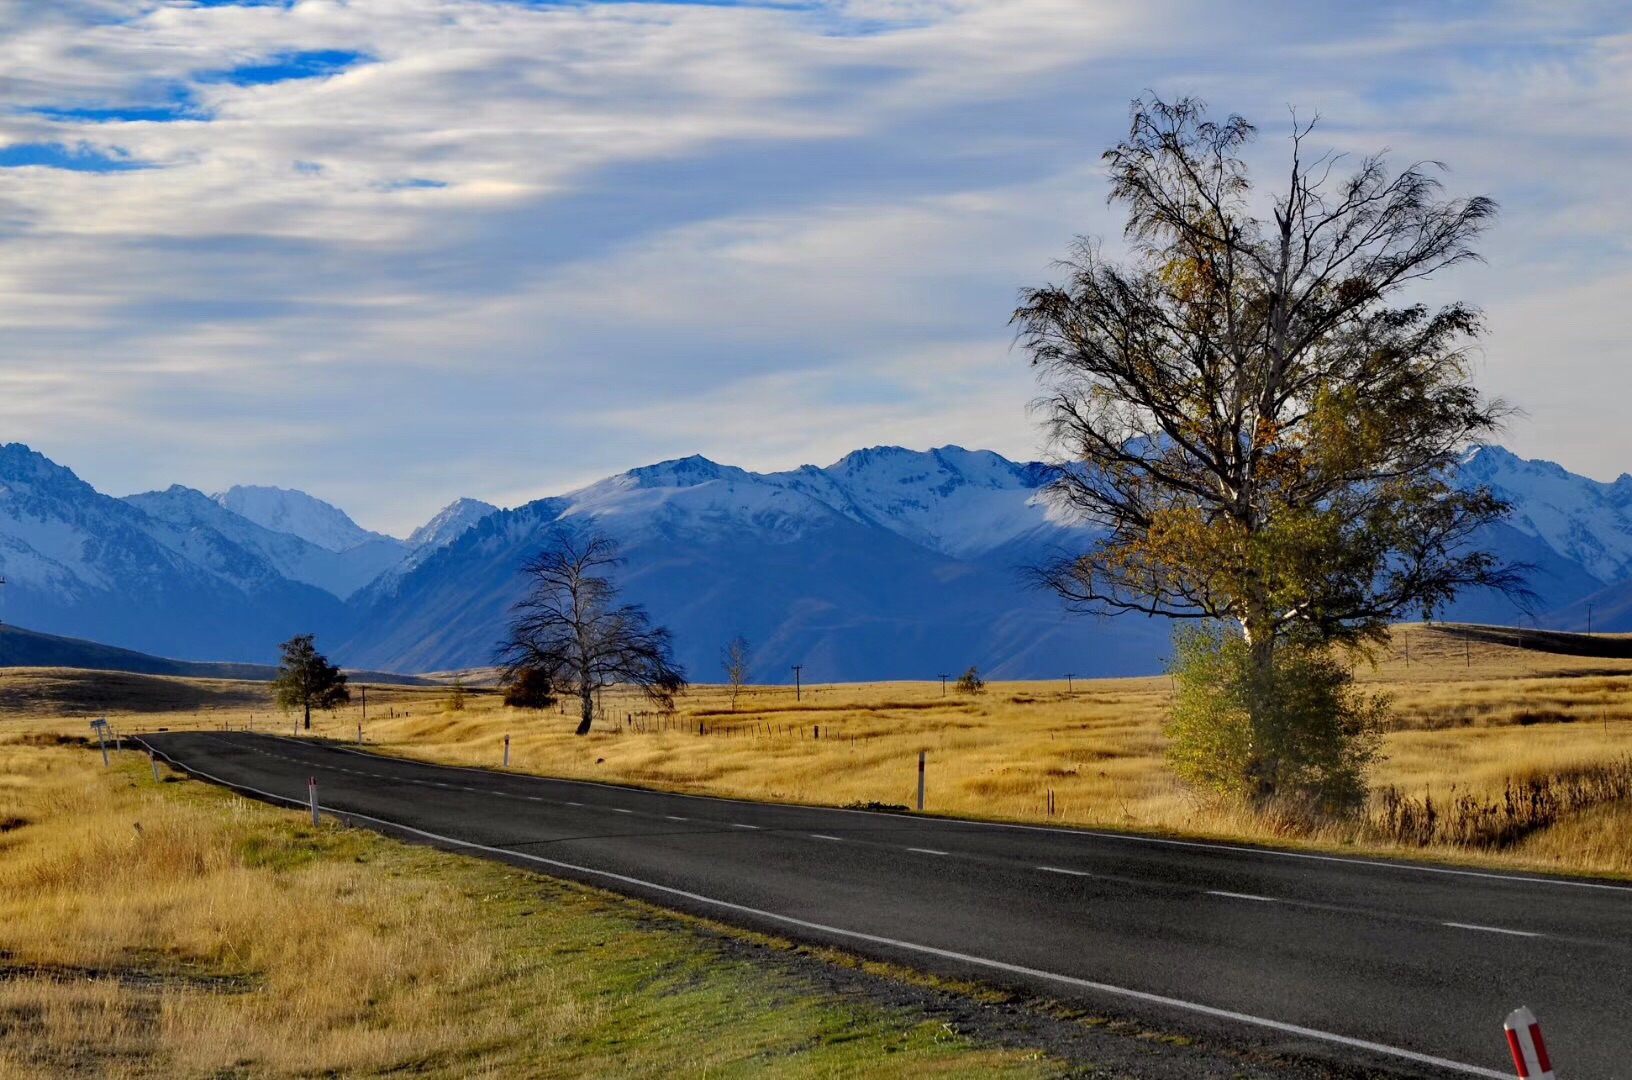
left=1504, top=1006, right=1554, bottom=1079
left=357, top=722, right=363, bottom=745
left=89, top=718, right=111, bottom=767
left=917, top=751, right=926, bottom=811
left=150, top=750, right=160, bottom=784
left=307, top=777, right=320, bottom=827
left=503, top=735, right=511, bottom=768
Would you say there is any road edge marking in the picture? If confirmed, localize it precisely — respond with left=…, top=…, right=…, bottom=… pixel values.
left=138, top=737, right=1512, bottom=1080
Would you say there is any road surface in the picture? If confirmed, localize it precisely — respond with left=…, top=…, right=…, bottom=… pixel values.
left=139, top=731, right=1631, bottom=1078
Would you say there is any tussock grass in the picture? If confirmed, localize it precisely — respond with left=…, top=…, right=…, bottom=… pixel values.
left=0, top=736, right=1056, bottom=1078
left=7, top=623, right=1632, bottom=880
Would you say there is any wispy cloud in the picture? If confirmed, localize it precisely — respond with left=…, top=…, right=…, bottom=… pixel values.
left=0, top=0, right=1627, bottom=532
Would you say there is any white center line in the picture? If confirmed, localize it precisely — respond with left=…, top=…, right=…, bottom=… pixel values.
left=811, top=834, right=844, bottom=841
left=1443, top=921, right=1543, bottom=938
left=611, top=808, right=634, bottom=814
left=1207, top=890, right=1279, bottom=903
left=907, top=847, right=949, bottom=856
left=1037, top=866, right=1092, bottom=877
left=665, top=815, right=689, bottom=822
left=732, top=823, right=760, bottom=830
left=565, top=801, right=583, bottom=807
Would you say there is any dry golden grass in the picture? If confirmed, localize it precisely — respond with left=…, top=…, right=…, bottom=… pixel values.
left=7, top=622, right=1632, bottom=884
left=0, top=732, right=1058, bottom=1078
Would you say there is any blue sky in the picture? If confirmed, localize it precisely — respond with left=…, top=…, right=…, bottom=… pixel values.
left=0, top=0, right=1628, bottom=533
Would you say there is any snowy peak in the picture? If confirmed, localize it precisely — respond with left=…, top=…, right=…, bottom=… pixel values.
left=213, top=484, right=393, bottom=553
left=407, top=498, right=498, bottom=550
left=1458, top=446, right=1632, bottom=583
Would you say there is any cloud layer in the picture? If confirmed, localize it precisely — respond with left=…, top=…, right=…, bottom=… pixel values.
left=1, top=0, right=1627, bottom=532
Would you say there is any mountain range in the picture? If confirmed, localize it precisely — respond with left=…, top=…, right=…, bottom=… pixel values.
left=0, top=440, right=1627, bottom=680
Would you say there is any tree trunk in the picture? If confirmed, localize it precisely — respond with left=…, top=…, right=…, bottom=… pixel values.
left=303, top=701, right=311, bottom=730
left=1240, top=613, right=1278, bottom=801
left=575, top=685, right=594, bottom=736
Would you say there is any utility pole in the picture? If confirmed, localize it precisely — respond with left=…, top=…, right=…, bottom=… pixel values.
left=1587, top=601, right=1594, bottom=637
left=360, top=685, right=367, bottom=723
left=0, top=574, right=6, bottom=626
left=1065, top=673, right=1075, bottom=693
left=791, top=665, right=802, bottom=702
left=938, top=673, right=950, bottom=696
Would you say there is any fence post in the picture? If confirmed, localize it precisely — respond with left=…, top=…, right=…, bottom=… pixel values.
left=917, top=751, right=926, bottom=811
left=150, top=750, right=160, bottom=783
left=308, top=777, right=320, bottom=827
left=90, top=719, right=110, bottom=767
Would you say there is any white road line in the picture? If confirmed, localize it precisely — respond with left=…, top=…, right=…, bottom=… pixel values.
left=611, top=808, right=634, bottom=814
left=300, top=736, right=1629, bottom=894
left=811, top=834, right=844, bottom=841
left=1038, top=866, right=1092, bottom=877
left=565, top=801, right=583, bottom=807
left=1208, top=890, right=1279, bottom=903
left=1443, top=921, right=1543, bottom=939
left=665, top=815, right=689, bottom=822
left=139, top=743, right=1506, bottom=1080
left=907, top=847, right=948, bottom=856
left=732, top=823, right=760, bottom=830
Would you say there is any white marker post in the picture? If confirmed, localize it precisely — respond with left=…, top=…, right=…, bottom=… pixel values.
left=1504, top=1006, right=1555, bottom=1079
left=150, top=749, right=160, bottom=783
left=89, top=718, right=111, bottom=767
left=917, top=750, right=926, bottom=811
left=357, top=722, right=363, bottom=746
left=308, top=777, right=320, bottom=827
left=503, top=735, right=511, bottom=768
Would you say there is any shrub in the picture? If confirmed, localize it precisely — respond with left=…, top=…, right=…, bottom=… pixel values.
left=1164, top=627, right=1386, bottom=814
left=502, top=667, right=556, bottom=710
left=954, top=666, right=985, bottom=695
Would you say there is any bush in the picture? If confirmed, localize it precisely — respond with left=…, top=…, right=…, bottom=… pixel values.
left=502, top=667, right=556, bottom=710
left=954, top=666, right=985, bottom=695
left=1164, top=627, right=1386, bottom=814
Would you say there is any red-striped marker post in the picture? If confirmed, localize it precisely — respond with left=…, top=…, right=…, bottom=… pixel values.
left=1504, top=1006, right=1554, bottom=1079
left=308, top=777, right=320, bottom=827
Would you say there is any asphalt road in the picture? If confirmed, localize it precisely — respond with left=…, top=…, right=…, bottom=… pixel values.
left=139, top=731, right=1631, bottom=1078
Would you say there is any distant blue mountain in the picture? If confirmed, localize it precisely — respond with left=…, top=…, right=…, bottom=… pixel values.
left=1, top=440, right=1629, bottom=674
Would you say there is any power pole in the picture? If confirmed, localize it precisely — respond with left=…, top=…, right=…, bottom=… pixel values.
left=1065, top=673, right=1075, bottom=693
left=361, top=685, right=367, bottom=723
left=0, top=574, right=6, bottom=625
left=791, top=664, right=802, bottom=702
left=1587, top=601, right=1594, bottom=637
left=938, top=673, right=950, bottom=696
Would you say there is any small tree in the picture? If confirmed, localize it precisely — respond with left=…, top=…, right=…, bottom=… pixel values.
left=447, top=676, right=467, bottom=712
left=273, top=634, right=350, bottom=731
left=955, top=666, right=985, bottom=695
left=497, top=530, right=687, bottom=735
left=502, top=666, right=557, bottom=710
left=721, top=634, right=751, bottom=711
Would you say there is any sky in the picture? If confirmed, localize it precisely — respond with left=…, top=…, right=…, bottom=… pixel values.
left=0, top=0, right=1628, bottom=535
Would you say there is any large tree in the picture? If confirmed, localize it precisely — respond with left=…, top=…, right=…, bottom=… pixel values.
left=497, top=530, right=687, bottom=735
left=273, top=634, right=350, bottom=731
left=1013, top=97, right=1518, bottom=798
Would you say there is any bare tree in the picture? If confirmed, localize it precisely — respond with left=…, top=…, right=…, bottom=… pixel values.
left=721, top=634, right=751, bottom=710
left=497, top=530, right=686, bottom=735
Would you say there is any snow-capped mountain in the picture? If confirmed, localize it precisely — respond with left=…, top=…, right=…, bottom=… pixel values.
left=6, top=439, right=1632, bottom=674
left=407, top=498, right=498, bottom=550
left=213, top=484, right=399, bottom=554
left=126, top=485, right=407, bottom=599
left=0, top=444, right=345, bottom=660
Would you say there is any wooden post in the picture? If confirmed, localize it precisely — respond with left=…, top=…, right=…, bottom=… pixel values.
left=917, top=751, right=926, bottom=811
left=308, top=777, right=320, bottom=827
left=792, top=665, right=803, bottom=702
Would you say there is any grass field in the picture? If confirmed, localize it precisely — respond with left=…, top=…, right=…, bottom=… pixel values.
left=0, top=733, right=1063, bottom=1078
left=8, top=623, right=1632, bottom=882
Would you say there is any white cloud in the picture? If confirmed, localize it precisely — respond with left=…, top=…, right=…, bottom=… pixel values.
left=0, top=0, right=1628, bottom=532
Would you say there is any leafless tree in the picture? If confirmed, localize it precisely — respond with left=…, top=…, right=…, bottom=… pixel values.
left=721, top=634, right=751, bottom=710
left=496, top=530, right=686, bottom=735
